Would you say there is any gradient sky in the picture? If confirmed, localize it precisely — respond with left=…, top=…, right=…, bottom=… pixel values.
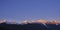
left=0, top=0, right=60, bottom=22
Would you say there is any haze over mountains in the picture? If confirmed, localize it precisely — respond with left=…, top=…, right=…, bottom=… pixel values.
left=0, top=19, right=60, bottom=24
left=0, top=19, right=60, bottom=30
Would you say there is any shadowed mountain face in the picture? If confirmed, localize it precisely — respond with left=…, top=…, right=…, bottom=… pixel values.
left=0, top=22, right=60, bottom=30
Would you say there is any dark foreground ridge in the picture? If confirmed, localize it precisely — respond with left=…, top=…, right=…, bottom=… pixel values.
left=0, top=22, right=60, bottom=30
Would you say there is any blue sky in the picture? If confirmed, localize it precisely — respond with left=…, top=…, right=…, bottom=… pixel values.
left=0, top=0, right=60, bottom=22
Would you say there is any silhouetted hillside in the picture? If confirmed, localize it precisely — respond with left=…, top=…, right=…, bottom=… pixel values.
left=0, top=22, right=60, bottom=30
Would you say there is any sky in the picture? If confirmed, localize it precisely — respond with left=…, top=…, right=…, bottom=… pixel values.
left=0, top=0, right=60, bottom=22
